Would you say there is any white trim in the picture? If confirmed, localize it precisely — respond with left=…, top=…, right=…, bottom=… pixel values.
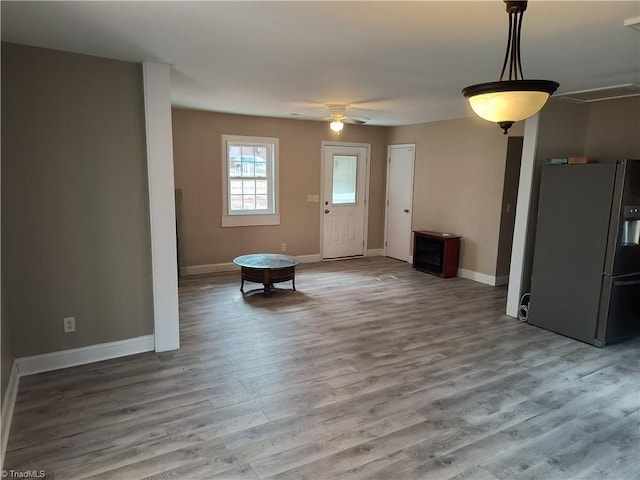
left=182, top=262, right=239, bottom=276
left=457, top=268, right=499, bottom=286
left=181, top=254, right=323, bottom=276
left=506, top=114, right=540, bottom=317
left=365, top=248, right=384, bottom=257
left=143, top=62, right=180, bottom=352
left=297, top=254, right=323, bottom=264
left=220, top=135, right=280, bottom=225
left=221, top=214, right=280, bottom=227
left=15, top=335, right=155, bottom=377
left=1, top=362, right=19, bottom=470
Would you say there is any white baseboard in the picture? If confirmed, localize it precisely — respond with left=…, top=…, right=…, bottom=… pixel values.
left=16, top=335, right=155, bottom=377
left=365, top=248, right=384, bottom=257
left=457, top=268, right=499, bottom=286
left=181, top=254, right=323, bottom=276
left=181, top=262, right=237, bottom=276
left=1, top=361, right=19, bottom=470
left=298, top=254, right=322, bottom=264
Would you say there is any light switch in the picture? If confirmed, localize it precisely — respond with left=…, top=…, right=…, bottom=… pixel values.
left=307, top=194, right=313, bottom=202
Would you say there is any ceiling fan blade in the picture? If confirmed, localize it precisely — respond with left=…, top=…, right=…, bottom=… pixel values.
left=343, top=117, right=366, bottom=125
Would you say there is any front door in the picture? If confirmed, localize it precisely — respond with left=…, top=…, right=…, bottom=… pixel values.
left=384, top=144, right=415, bottom=262
left=322, top=144, right=369, bottom=259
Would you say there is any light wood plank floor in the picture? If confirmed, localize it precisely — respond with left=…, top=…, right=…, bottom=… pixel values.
left=5, top=257, right=640, bottom=479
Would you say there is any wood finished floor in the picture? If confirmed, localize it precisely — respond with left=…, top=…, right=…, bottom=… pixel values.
left=5, top=257, right=640, bottom=480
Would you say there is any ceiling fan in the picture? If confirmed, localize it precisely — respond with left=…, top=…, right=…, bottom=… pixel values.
left=292, top=104, right=369, bottom=133
left=325, top=104, right=368, bottom=133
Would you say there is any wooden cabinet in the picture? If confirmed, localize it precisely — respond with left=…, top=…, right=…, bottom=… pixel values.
left=412, top=230, right=461, bottom=278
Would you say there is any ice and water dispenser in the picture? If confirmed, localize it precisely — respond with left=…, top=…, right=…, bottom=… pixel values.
left=621, top=206, right=640, bottom=245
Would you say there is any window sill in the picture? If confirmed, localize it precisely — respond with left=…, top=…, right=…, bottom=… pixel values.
left=221, top=214, right=280, bottom=227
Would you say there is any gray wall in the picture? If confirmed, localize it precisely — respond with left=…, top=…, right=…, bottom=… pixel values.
left=1, top=43, right=154, bottom=358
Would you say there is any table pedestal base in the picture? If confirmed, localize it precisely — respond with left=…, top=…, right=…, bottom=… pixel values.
left=240, top=266, right=296, bottom=297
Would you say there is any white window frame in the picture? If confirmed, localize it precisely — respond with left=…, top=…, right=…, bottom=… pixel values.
left=221, top=135, right=280, bottom=227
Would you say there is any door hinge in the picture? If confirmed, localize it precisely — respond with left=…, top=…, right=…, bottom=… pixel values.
left=388, top=158, right=391, bottom=163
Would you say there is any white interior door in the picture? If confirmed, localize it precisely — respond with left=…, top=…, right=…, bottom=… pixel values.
left=322, top=144, right=369, bottom=259
left=385, top=144, right=415, bottom=262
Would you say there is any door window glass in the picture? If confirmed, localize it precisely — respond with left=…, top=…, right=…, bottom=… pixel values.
left=332, top=155, right=358, bottom=205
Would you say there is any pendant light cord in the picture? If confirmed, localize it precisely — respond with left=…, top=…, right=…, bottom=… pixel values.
left=499, top=8, right=525, bottom=81
left=514, top=10, right=524, bottom=79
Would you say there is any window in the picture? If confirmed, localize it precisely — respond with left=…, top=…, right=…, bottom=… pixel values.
left=332, top=154, right=358, bottom=205
left=221, top=135, right=279, bottom=227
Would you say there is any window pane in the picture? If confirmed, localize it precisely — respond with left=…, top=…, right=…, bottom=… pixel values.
left=255, top=195, right=268, bottom=210
left=229, top=160, right=242, bottom=177
left=230, top=195, right=243, bottom=210
left=332, top=155, right=357, bottom=205
left=243, top=195, right=256, bottom=210
left=242, top=160, right=254, bottom=177
left=255, top=179, right=268, bottom=195
left=242, top=180, right=255, bottom=195
left=254, top=160, right=267, bottom=177
left=230, top=179, right=243, bottom=195
left=229, top=146, right=242, bottom=160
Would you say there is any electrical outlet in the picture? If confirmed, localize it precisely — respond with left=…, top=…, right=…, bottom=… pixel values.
left=63, top=316, right=76, bottom=333
left=281, top=243, right=286, bottom=251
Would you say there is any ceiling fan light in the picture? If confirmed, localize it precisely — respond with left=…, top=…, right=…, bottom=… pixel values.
left=330, top=120, right=344, bottom=133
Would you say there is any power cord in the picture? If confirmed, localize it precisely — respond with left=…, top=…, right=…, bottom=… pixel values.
left=518, top=292, right=531, bottom=322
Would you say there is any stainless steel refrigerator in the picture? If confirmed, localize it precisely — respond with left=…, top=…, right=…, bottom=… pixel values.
left=528, top=159, right=640, bottom=346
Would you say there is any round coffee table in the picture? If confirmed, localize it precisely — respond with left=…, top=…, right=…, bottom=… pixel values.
left=233, top=254, right=301, bottom=297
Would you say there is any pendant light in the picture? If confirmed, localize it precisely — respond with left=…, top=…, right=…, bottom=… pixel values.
left=462, top=0, right=559, bottom=134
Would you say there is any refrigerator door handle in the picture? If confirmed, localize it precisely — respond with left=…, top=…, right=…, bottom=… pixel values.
left=613, top=278, right=640, bottom=287
left=603, top=163, right=626, bottom=275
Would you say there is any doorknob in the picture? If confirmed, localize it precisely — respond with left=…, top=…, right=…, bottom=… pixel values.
left=404, top=209, right=410, bottom=213
left=325, top=209, right=330, bottom=214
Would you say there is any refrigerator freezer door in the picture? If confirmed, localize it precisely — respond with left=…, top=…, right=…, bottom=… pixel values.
left=597, top=273, right=640, bottom=343
left=528, top=163, right=617, bottom=346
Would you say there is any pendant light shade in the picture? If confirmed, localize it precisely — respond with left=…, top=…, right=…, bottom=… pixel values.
left=462, top=1, right=559, bottom=134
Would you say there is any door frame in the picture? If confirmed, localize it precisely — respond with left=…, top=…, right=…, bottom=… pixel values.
left=384, top=143, right=416, bottom=262
left=320, top=141, right=371, bottom=260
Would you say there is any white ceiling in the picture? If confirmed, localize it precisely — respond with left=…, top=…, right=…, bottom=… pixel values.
left=2, top=1, right=639, bottom=126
